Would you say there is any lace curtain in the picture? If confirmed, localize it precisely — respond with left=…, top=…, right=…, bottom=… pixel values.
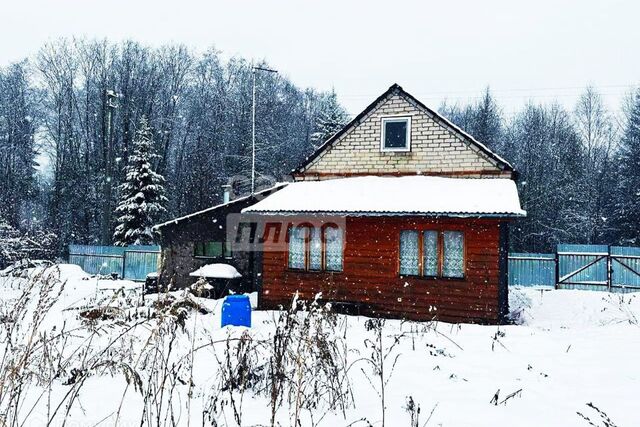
left=400, top=230, right=419, bottom=275
left=443, top=231, right=464, bottom=278
left=309, top=227, right=322, bottom=270
left=325, top=227, right=343, bottom=271
left=288, top=226, right=306, bottom=269
left=423, top=231, right=438, bottom=276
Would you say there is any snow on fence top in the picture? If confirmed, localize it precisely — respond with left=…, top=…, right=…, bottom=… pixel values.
left=243, top=176, right=526, bottom=217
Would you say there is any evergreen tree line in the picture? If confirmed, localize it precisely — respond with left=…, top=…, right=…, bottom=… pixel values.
left=0, top=39, right=348, bottom=254
left=441, top=87, right=640, bottom=252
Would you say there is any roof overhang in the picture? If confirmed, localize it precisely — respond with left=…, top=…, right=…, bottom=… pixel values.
left=154, top=183, right=288, bottom=230
left=242, top=176, right=527, bottom=218
left=243, top=211, right=525, bottom=219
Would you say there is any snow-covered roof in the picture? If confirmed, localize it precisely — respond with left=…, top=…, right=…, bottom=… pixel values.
left=242, top=176, right=526, bottom=217
left=154, top=183, right=288, bottom=230
left=189, top=263, right=242, bottom=279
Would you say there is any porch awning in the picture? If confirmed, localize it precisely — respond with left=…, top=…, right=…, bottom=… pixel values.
left=242, top=176, right=526, bottom=218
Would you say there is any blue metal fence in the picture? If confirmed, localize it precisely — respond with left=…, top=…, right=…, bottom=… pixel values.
left=69, top=242, right=639, bottom=290
left=508, top=253, right=555, bottom=287
left=68, top=244, right=160, bottom=281
left=509, top=244, right=640, bottom=293
left=68, top=245, right=125, bottom=277
left=611, top=246, right=640, bottom=292
left=557, top=244, right=609, bottom=290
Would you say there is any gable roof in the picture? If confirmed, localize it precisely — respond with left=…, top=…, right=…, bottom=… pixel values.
left=294, top=84, right=513, bottom=174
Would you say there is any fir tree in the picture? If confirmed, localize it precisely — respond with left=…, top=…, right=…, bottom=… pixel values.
left=471, top=87, right=503, bottom=151
left=311, top=90, right=350, bottom=147
left=113, top=117, right=167, bottom=246
left=440, top=87, right=502, bottom=151
left=616, top=89, right=640, bottom=244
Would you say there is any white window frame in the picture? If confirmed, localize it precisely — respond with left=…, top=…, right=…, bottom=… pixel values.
left=380, top=116, right=412, bottom=152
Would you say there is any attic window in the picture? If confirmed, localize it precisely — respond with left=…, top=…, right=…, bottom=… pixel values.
left=381, top=116, right=411, bottom=152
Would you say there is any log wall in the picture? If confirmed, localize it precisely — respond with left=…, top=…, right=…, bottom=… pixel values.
left=260, top=216, right=509, bottom=324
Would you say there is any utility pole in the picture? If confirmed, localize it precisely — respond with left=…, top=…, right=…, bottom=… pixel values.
left=101, top=90, right=118, bottom=244
left=251, top=65, right=278, bottom=194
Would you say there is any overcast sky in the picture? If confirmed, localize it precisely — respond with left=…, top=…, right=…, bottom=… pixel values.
left=1, top=0, right=638, bottom=116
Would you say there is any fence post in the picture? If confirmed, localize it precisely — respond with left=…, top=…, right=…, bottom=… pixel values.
left=122, top=249, right=127, bottom=280
left=554, top=248, right=559, bottom=289
left=607, top=244, right=612, bottom=291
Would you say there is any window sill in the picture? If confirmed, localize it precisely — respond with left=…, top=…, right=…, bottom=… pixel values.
left=380, top=148, right=411, bottom=154
left=286, top=268, right=343, bottom=275
left=400, top=274, right=466, bottom=281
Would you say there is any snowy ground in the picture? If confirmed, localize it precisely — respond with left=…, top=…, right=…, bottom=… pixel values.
left=0, top=265, right=638, bottom=426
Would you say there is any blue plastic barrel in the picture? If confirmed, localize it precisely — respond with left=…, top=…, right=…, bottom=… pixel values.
left=221, top=295, right=251, bottom=327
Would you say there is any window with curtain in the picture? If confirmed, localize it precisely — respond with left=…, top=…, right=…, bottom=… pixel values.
left=325, top=226, right=343, bottom=272
left=288, top=226, right=306, bottom=269
left=399, top=229, right=465, bottom=278
left=443, top=231, right=464, bottom=278
left=399, top=230, right=419, bottom=275
left=287, top=225, right=343, bottom=272
left=309, top=227, right=323, bottom=271
left=423, top=230, right=439, bottom=276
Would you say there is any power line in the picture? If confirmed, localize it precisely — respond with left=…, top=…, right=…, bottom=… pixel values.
left=340, top=84, right=636, bottom=117
left=338, top=83, right=637, bottom=99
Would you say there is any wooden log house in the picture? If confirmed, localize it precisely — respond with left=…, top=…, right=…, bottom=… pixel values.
left=243, top=84, right=525, bottom=324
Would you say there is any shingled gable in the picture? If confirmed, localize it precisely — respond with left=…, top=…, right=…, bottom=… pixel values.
left=293, top=84, right=514, bottom=180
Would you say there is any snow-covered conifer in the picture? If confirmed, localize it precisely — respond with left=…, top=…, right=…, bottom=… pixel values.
left=311, top=90, right=349, bottom=147
left=113, top=117, right=167, bottom=246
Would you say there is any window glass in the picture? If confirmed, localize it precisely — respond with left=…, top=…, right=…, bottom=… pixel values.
left=384, top=119, right=408, bottom=149
left=309, top=227, right=322, bottom=270
left=288, top=226, right=306, bottom=269
left=206, top=241, right=223, bottom=257
left=423, top=231, right=439, bottom=276
left=399, top=230, right=419, bottom=275
left=325, top=227, right=343, bottom=272
left=194, top=242, right=203, bottom=256
left=195, top=241, right=223, bottom=257
left=443, top=231, right=464, bottom=278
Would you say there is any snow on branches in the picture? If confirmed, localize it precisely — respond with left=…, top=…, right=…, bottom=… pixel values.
left=311, top=90, right=350, bottom=148
left=0, top=216, right=56, bottom=268
left=113, top=117, right=167, bottom=246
